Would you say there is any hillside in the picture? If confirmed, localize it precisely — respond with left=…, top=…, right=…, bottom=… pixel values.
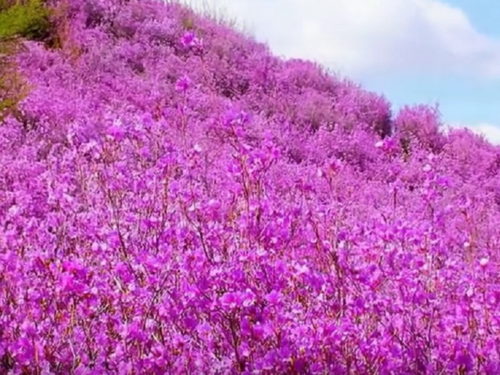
left=0, top=0, right=498, bottom=373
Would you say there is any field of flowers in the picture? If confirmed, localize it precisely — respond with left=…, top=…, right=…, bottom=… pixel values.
left=0, top=0, right=498, bottom=373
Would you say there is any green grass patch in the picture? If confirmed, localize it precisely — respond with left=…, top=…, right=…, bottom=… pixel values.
left=0, top=0, right=51, bottom=41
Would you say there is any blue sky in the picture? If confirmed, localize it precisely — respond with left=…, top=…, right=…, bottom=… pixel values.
left=448, top=0, right=500, bottom=37
left=182, top=0, right=500, bottom=143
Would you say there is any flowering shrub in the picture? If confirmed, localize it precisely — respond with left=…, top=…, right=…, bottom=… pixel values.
left=0, top=0, right=498, bottom=373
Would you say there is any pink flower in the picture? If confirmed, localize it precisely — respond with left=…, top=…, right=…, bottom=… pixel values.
left=181, top=31, right=203, bottom=48
left=175, top=75, right=191, bottom=92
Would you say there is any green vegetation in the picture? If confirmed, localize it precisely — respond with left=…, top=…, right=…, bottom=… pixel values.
left=0, top=0, right=51, bottom=41
left=0, top=40, right=28, bottom=122
left=0, top=0, right=52, bottom=123
left=0, top=62, right=28, bottom=122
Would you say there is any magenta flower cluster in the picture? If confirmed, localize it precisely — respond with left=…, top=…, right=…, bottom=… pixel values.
left=0, top=0, right=498, bottom=373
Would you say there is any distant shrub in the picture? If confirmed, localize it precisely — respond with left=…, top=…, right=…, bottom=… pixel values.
left=0, top=0, right=51, bottom=41
left=395, top=104, right=446, bottom=153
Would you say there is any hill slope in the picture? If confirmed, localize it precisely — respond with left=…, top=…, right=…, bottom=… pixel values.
left=0, top=0, right=498, bottom=373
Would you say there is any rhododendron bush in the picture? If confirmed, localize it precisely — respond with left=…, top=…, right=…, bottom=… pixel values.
left=0, top=0, right=498, bottom=373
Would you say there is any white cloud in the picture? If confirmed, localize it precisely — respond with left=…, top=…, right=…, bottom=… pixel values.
left=468, top=123, right=500, bottom=145
left=180, top=0, right=500, bottom=79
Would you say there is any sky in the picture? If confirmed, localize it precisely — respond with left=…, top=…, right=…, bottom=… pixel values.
left=180, top=0, right=500, bottom=144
